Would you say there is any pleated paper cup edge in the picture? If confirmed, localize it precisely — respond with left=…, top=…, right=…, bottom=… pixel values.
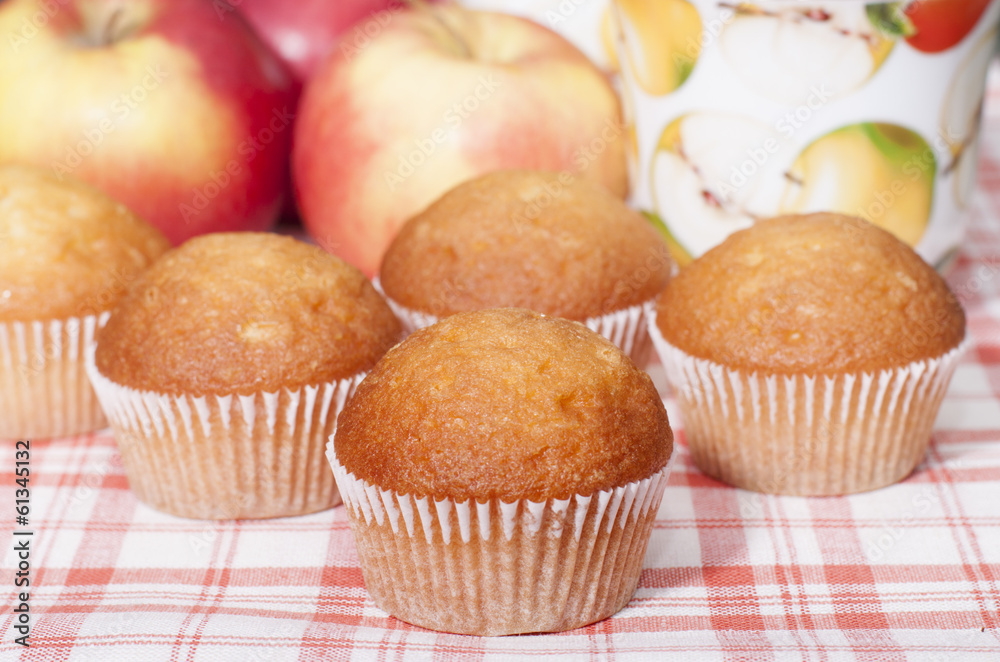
left=0, top=312, right=110, bottom=438
left=86, top=346, right=365, bottom=518
left=373, top=277, right=654, bottom=364
left=326, top=442, right=673, bottom=544
left=647, top=309, right=969, bottom=493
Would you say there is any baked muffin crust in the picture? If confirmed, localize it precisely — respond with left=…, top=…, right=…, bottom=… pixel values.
left=0, top=164, right=169, bottom=322
left=380, top=170, right=672, bottom=320
left=95, top=233, right=402, bottom=396
left=656, top=213, right=965, bottom=374
left=334, top=308, right=673, bottom=501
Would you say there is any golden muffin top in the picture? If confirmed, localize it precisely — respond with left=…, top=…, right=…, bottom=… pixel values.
left=95, top=233, right=402, bottom=396
left=0, top=164, right=169, bottom=322
left=334, top=308, right=673, bottom=501
left=380, top=170, right=672, bottom=321
left=656, top=213, right=966, bottom=373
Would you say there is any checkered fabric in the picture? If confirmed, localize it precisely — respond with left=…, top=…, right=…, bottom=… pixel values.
left=2, top=74, right=1000, bottom=662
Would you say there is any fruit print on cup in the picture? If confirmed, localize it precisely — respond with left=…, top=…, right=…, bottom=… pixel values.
left=615, top=0, right=1000, bottom=268
left=649, top=113, right=791, bottom=263
left=780, top=123, right=935, bottom=248
left=867, top=0, right=993, bottom=54
left=614, top=0, right=703, bottom=96
left=941, top=25, right=999, bottom=209
left=719, top=3, right=895, bottom=104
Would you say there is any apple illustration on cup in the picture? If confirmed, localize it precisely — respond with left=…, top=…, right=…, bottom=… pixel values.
left=648, top=116, right=936, bottom=263
left=780, top=123, right=935, bottom=247
left=867, top=0, right=993, bottom=53
left=293, top=3, right=628, bottom=276
left=719, top=3, right=895, bottom=104
left=0, top=0, right=295, bottom=244
left=649, top=112, right=792, bottom=264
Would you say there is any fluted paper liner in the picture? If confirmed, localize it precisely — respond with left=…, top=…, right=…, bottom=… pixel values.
left=374, top=278, right=655, bottom=367
left=327, top=444, right=672, bottom=635
left=648, top=313, right=967, bottom=495
left=86, top=346, right=364, bottom=519
left=0, top=313, right=109, bottom=439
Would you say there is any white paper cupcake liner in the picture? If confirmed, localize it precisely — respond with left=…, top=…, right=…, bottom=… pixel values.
left=327, top=443, right=672, bottom=635
left=0, top=312, right=110, bottom=439
left=374, top=278, right=655, bottom=367
left=86, top=347, right=364, bottom=519
left=648, top=314, right=967, bottom=495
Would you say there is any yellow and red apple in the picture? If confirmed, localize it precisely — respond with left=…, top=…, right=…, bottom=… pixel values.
left=293, top=3, right=628, bottom=276
left=0, top=0, right=295, bottom=244
left=456, top=0, right=615, bottom=72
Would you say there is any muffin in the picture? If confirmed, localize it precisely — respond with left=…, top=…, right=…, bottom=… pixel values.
left=378, top=170, right=673, bottom=364
left=650, top=213, right=966, bottom=496
left=87, top=233, right=402, bottom=519
left=328, top=308, right=673, bottom=635
left=0, top=165, right=169, bottom=439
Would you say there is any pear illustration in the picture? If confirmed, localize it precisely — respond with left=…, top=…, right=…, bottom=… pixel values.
left=614, top=0, right=703, bottom=96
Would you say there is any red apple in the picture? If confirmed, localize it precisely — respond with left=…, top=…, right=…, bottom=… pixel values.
left=235, top=0, right=402, bottom=85
left=293, top=3, right=628, bottom=276
left=233, top=0, right=404, bottom=225
left=0, top=0, right=295, bottom=244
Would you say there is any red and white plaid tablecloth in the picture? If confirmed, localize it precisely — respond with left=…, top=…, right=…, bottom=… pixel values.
left=3, top=72, right=1000, bottom=662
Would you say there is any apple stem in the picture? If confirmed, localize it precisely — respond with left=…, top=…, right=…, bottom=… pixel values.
left=102, top=7, right=125, bottom=46
left=404, top=0, right=473, bottom=59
